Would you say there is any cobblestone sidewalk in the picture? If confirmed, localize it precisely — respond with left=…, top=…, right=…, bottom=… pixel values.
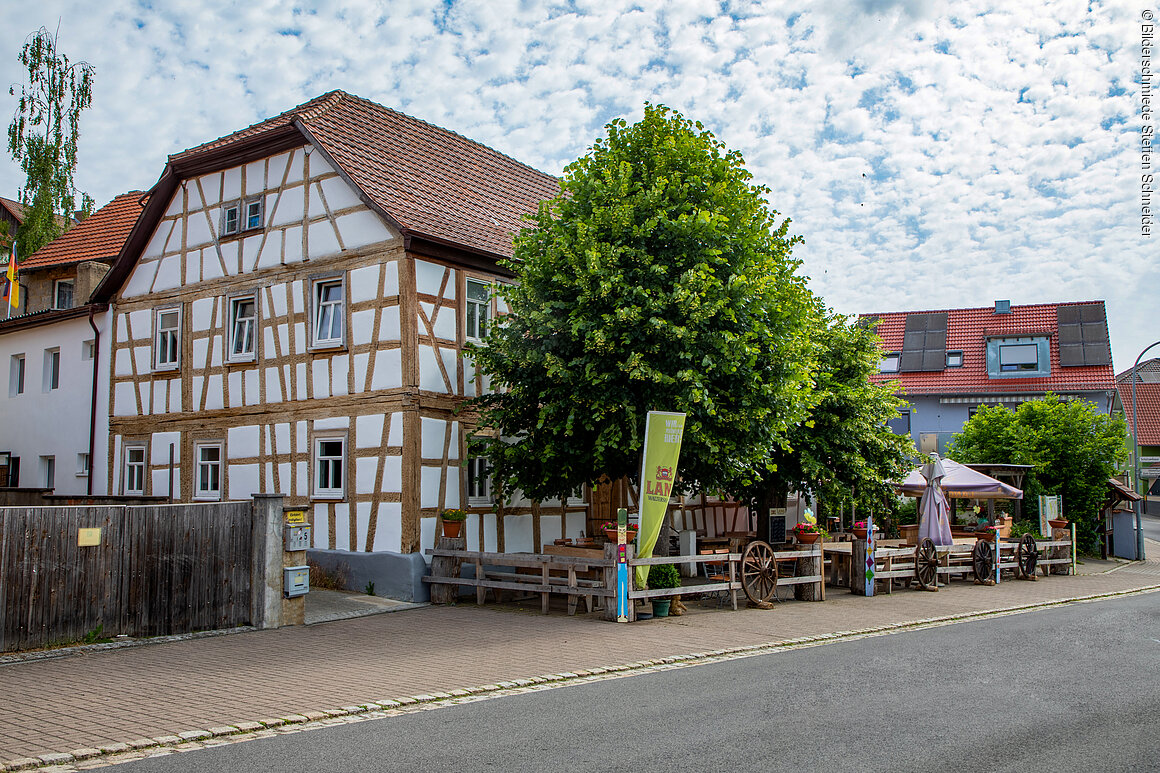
left=3, top=544, right=1158, bottom=770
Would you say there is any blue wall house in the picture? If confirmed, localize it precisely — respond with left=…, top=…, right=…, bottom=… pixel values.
left=860, top=300, right=1117, bottom=455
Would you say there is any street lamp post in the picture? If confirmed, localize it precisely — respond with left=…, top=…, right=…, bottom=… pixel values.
left=1130, top=342, right=1160, bottom=561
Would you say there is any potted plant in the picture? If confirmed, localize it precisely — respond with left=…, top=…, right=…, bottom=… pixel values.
left=975, top=525, right=996, bottom=541
left=791, top=521, right=827, bottom=545
left=440, top=508, right=467, bottom=538
left=851, top=520, right=869, bottom=539
left=1047, top=516, right=1068, bottom=530
left=601, top=520, right=639, bottom=542
left=647, top=563, right=681, bottom=617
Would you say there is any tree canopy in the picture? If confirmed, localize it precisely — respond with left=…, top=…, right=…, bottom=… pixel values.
left=7, top=26, right=95, bottom=257
left=750, top=311, right=914, bottom=517
left=948, top=395, right=1127, bottom=552
left=468, top=104, right=817, bottom=502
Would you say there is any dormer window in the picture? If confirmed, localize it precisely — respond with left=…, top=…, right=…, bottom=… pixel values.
left=986, top=336, right=1050, bottom=378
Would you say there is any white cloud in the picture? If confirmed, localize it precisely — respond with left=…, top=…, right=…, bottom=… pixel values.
left=1, top=0, right=1152, bottom=368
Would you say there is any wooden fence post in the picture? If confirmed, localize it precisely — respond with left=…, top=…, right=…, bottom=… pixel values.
left=251, top=494, right=285, bottom=629
left=430, top=537, right=466, bottom=604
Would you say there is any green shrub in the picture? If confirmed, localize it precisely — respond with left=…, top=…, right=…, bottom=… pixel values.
left=647, top=563, right=681, bottom=590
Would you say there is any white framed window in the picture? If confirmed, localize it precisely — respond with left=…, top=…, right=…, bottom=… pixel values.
left=244, top=196, right=264, bottom=231
left=999, top=343, right=1039, bottom=372
left=466, top=456, right=492, bottom=505
left=43, top=348, right=60, bottom=391
left=154, top=307, right=181, bottom=370
left=465, top=279, right=490, bottom=342
left=76, top=453, right=90, bottom=477
left=40, top=456, right=55, bottom=489
left=53, top=279, right=74, bottom=310
left=221, top=202, right=240, bottom=236
left=879, top=352, right=900, bottom=373
left=314, top=437, right=345, bottom=498
left=124, top=446, right=146, bottom=495
left=228, top=296, right=257, bottom=361
left=195, top=443, right=223, bottom=500
left=312, top=278, right=344, bottom=348
left=10, top=354, right=25, bottom=396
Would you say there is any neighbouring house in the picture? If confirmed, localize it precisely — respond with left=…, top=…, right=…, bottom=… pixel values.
left=0, top=196, right=27, bottom=247
left=1113, top=358, right=1160, bottom=496
left=0, top=193, right=144, bottom=494
left=90, top=90, right=596, bottom=561
left=861, top=300, right=1117, bottom=455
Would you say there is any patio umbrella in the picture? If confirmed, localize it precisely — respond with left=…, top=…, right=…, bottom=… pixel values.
left=917, top=453, right=954, bottom=546
left=897, top=459, right=1024, bottom=500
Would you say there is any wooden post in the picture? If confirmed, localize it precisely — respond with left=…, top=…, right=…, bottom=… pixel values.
left=430, top=536, right=465, bottom=604
left=603, top=541, right=635, bottom=622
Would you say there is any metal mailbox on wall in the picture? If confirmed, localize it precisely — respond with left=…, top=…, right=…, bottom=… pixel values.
left=284, top=566, right=310, bottom=597
left=284, top=525, right=312, bottom=552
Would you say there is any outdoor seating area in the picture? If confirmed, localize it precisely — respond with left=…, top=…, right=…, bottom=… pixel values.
left=422, top=451, right=1082, bottom=621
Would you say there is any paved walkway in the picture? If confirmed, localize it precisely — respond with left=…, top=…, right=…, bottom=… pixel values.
left=2, top=547, right=1158, bottom=769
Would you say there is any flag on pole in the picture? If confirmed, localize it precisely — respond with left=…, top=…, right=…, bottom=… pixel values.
left=3, top=239, right=18, bottom=310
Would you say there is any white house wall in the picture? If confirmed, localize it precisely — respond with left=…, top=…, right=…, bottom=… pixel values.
left=0, top=309, right=112, bottom=495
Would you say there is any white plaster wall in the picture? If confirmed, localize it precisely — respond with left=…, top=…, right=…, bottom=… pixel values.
left=373, top=503, right=402, bottom=552
left=540, top=514, right=562, bottom=545
left=0, top=310, right=112, bottom=495
left=503, top=514, right=534, bottom=554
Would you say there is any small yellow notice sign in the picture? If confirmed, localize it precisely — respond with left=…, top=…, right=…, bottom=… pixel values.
left=286, top=510, right=307, bottom=524
left=78, top=528, right=102, bottom=547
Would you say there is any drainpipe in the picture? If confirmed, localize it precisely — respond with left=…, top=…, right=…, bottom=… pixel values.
left=1131, top=343, right=1160, bottom=561
left=86, top=304, right=101, bottom=497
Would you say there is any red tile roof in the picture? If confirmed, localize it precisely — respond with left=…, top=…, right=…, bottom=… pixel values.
left=1118, top=359, right=1160, bottom=445
left=173, top=90, right=560, bottom=259
left=862, top=301, right=1115, bottom=396
left=21, top=192, right=146, bottom=270
left=0, top=196, right=28, bottom=224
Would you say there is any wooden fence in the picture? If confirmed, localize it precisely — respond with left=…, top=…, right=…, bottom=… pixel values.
left=424, top=542, right=827, bottom=620
left=0, top=500, right=263, bottom=652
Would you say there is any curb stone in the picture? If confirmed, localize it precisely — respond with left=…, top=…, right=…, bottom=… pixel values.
left=6, top=583, right=1159, bottom=772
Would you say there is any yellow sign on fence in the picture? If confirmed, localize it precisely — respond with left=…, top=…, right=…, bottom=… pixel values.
left=77, top=528, right=102, bottom=547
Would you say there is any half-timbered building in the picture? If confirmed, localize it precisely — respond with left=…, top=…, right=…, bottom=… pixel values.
left=91, top=90, right=584, bottom=558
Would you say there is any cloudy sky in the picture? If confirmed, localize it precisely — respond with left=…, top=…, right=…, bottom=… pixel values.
left=2, top=0, right=1154, bottom=372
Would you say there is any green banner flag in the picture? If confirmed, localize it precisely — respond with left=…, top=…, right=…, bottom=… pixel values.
left=634, top=410, right=686, bottom=589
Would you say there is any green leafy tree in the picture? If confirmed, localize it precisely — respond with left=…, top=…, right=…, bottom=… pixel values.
left=746, top=310, right=914, bottom=522
left=948, top=395, right=1127, bottom=552
left=468, top=104, right=818, bottom=502
left=7, top=26, right=95, bottom=257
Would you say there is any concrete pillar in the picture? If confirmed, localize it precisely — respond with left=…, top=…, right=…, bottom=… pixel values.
left=251, top=494, right=285, bottom=629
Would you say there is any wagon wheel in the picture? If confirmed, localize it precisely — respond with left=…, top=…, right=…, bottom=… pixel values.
left=972, top=538, right=995, bottom=581
left=914, top=538, right=939, bottom=590
left=1016, top=533, right=1039, bottom=579
left=741, top=540, right=778, bottom=604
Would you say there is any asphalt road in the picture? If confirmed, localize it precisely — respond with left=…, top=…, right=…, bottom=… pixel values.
left=119, top=593, right=1160, bottom=773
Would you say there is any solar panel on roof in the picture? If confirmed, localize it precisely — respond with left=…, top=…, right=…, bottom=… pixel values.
left=1056, top=305, right=1110, bottom=367
left=900, top=312, right=948, bottom=372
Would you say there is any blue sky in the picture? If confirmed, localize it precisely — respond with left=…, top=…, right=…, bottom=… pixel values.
left=2, top=0, right=1153, bottom=371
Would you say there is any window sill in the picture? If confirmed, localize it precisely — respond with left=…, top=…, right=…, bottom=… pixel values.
left=308, top=344, right=347, bottom=356
left=311, top=492, right=345, bottom=501
left=225, top=357, right=258, bottom=368
left=193, top=494, right=222, bottom=502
